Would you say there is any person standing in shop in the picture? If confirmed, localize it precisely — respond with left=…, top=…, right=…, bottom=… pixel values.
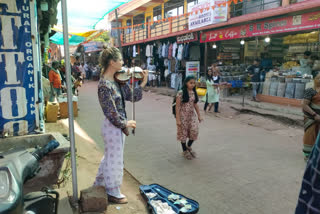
left=93, top=47, right=148, bottom=204
left=248, top=59, right=263, bottom=102
left=211, top=62, right=222, bottom=76
left=48, top=61, right=62, bottom=102
left=300, top=51, right=313, bottom=76
left=176, top=76, right=203, bottom=160
left=147, top=60, right=156, bottom=87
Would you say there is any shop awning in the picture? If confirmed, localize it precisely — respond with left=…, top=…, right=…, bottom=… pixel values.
left=51, top=27, right=98, bottom=37
left=57, top=0, right=133, bottom=30
left=49, top=32, right=85, bottom=46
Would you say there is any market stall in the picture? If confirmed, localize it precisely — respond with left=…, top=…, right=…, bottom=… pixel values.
left=199, top=10, right=320, bottom=106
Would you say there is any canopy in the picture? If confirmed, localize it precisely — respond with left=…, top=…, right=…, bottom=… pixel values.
left=57, top=0, right=133, bottom=30
left=51, top=27, right=98, bottom=37
left=49, top=32, right=85, bottom=45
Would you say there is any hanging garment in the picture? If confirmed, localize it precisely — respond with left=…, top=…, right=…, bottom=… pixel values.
left=168, top=43, right=173, bottom=59
left=162, top=43, right=166, bottom=58
left=183, top=43, right=190, bottom=60
left=172, top=42, right=178, bottom=58
left=177, top=44, right=184, bottom=61
left=133, top=45, right=136, bottom=57
left=175, top=58, right=179, bottom=72
left=158, top=43, right=162, bottom=57
left=165, top=42, right=170, bottom=58
left=164, top=59, right=169, bottom=67
left=146, top=45, right=150, bottom=57
left=147, top=57, right=152, bottom=66
left=153, top=44, right=157, bottom=56
left=150, top=45, right=153, bottom=57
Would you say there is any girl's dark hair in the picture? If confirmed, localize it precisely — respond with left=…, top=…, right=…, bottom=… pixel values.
left=181, top=75, right=199, bottom=103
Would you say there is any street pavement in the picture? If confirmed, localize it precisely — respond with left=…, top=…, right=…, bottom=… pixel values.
left=77, top=81, right=306, bottom=214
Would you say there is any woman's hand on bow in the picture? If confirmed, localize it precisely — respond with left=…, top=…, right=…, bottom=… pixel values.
left=140, top=70, right=149, bottom=88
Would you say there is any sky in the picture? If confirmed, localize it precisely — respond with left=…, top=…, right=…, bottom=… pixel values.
left=56, top=0, right=131, bottom=31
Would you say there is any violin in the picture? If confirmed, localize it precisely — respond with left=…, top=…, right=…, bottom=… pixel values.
left=114, top=67, right=144, bottom=84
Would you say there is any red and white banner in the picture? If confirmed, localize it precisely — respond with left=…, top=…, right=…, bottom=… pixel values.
left=200, top=11, right=320, bottom=43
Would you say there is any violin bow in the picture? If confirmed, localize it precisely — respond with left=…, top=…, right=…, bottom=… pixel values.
left=131, top=65, right=135, bottom=135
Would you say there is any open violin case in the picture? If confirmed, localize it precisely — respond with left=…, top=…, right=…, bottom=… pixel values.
left=140, top=184, right=199, bottom=214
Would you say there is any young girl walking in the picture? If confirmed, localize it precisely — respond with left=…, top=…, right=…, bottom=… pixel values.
left=176, top=76, right=203, bottom=160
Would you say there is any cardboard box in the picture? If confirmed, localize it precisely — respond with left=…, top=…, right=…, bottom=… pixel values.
left=46, top=102, right=59, bottom=122
left=59, top=101, right=78, bottom=118
left=58, top=95, right=78, bottom=118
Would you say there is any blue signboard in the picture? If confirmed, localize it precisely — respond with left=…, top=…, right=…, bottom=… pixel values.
left=0, top=0, right=37, bottom=136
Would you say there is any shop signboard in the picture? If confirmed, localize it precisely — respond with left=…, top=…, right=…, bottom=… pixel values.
left=0, top=0, right=39, bottom=135
left=83, top=41, right=104, bottom=53
left=200, top=11, right=320, bottom=43
left=188, top=0, right=228, bottom=30
left=177, top=32, right=198, bottom=44
left=186, top=61, right=200, bottom=78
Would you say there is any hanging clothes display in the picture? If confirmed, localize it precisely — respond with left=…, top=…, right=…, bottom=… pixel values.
left=183, top=43, right=189, bottom=60
left=165, top=42, right=169, bottom=58
left=162, top=43, right=166, bottom=58
left=168, top=43, right=173, bottom=59
left=177, top=44, right=184, bottom=61
left=158, top=43, right=162, bottom=58
left=153, top=44, right=157, bottom=56
left=146, top=44, right=151, bottom=57
left=133, top=45, right=136, bottom=57
left=172, top=42, right=178, bottom=58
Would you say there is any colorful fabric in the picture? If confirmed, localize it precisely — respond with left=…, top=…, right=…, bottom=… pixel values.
left=48, top=69, right=62, bottom=89
left=295, top=133, right=320, bottom=214
left=97, top=79, right=143, bottom=130
left=202, top=79, right=219, bottom=104
left=176, top=90, right=199, bottom=142
left=94, top=118, right=126, bottom=198
left=303, top=88, right=320, bottom=158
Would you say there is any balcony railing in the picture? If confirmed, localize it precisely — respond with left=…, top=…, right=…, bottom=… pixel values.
left=121, top=15, right=188, bottom=44
left=116, top=0, right=309, bottom=45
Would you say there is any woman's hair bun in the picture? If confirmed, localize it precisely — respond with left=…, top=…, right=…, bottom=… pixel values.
left=99, top=47, right=121, bottom=71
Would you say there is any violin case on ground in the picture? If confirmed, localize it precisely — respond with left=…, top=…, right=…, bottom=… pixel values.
left=140, top=183, right=199, bottom=214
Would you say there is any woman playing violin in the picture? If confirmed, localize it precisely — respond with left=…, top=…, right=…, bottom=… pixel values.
left=93, top=47, right=148, bottom=204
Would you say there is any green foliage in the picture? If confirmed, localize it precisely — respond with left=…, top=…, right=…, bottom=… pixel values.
left=87, top=31, right=110, bottom=43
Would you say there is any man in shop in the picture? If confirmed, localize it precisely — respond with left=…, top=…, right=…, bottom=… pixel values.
left=300, top=51, right=312, bottom=76
left=248, top=59, right=264, bottom=102
left=147, top=60, right=157, bottom=87
left=261, top=53, right=272, bottom=81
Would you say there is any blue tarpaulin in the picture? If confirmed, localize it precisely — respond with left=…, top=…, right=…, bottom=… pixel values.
left=50, top=32, right=85, bottom=45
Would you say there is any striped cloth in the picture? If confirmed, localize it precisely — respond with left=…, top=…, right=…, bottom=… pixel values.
left=295, top=133, right=320, bottom=214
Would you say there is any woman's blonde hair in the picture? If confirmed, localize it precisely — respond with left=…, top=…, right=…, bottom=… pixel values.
left=99, top=47, right=121, bottom=77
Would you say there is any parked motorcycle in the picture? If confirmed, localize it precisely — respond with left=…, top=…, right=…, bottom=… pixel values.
left=0, top=140, right=60, bottom=214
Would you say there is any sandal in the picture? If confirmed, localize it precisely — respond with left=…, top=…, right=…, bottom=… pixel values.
left=108, top=195, right=128, bottom=204
left=187, top=147, right=197, bottom=158
left=182, top=151, right=193, bottom=160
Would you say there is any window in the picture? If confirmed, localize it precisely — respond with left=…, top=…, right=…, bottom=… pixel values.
left=187, top=0, right=197, bottom=12
left=126, top=19, right=132, bottom=34
left=133, top=14, right=145, bottom=25
left=153, top=5, right=162, bottom=21
left=164, top=0, right=184, bottom=18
